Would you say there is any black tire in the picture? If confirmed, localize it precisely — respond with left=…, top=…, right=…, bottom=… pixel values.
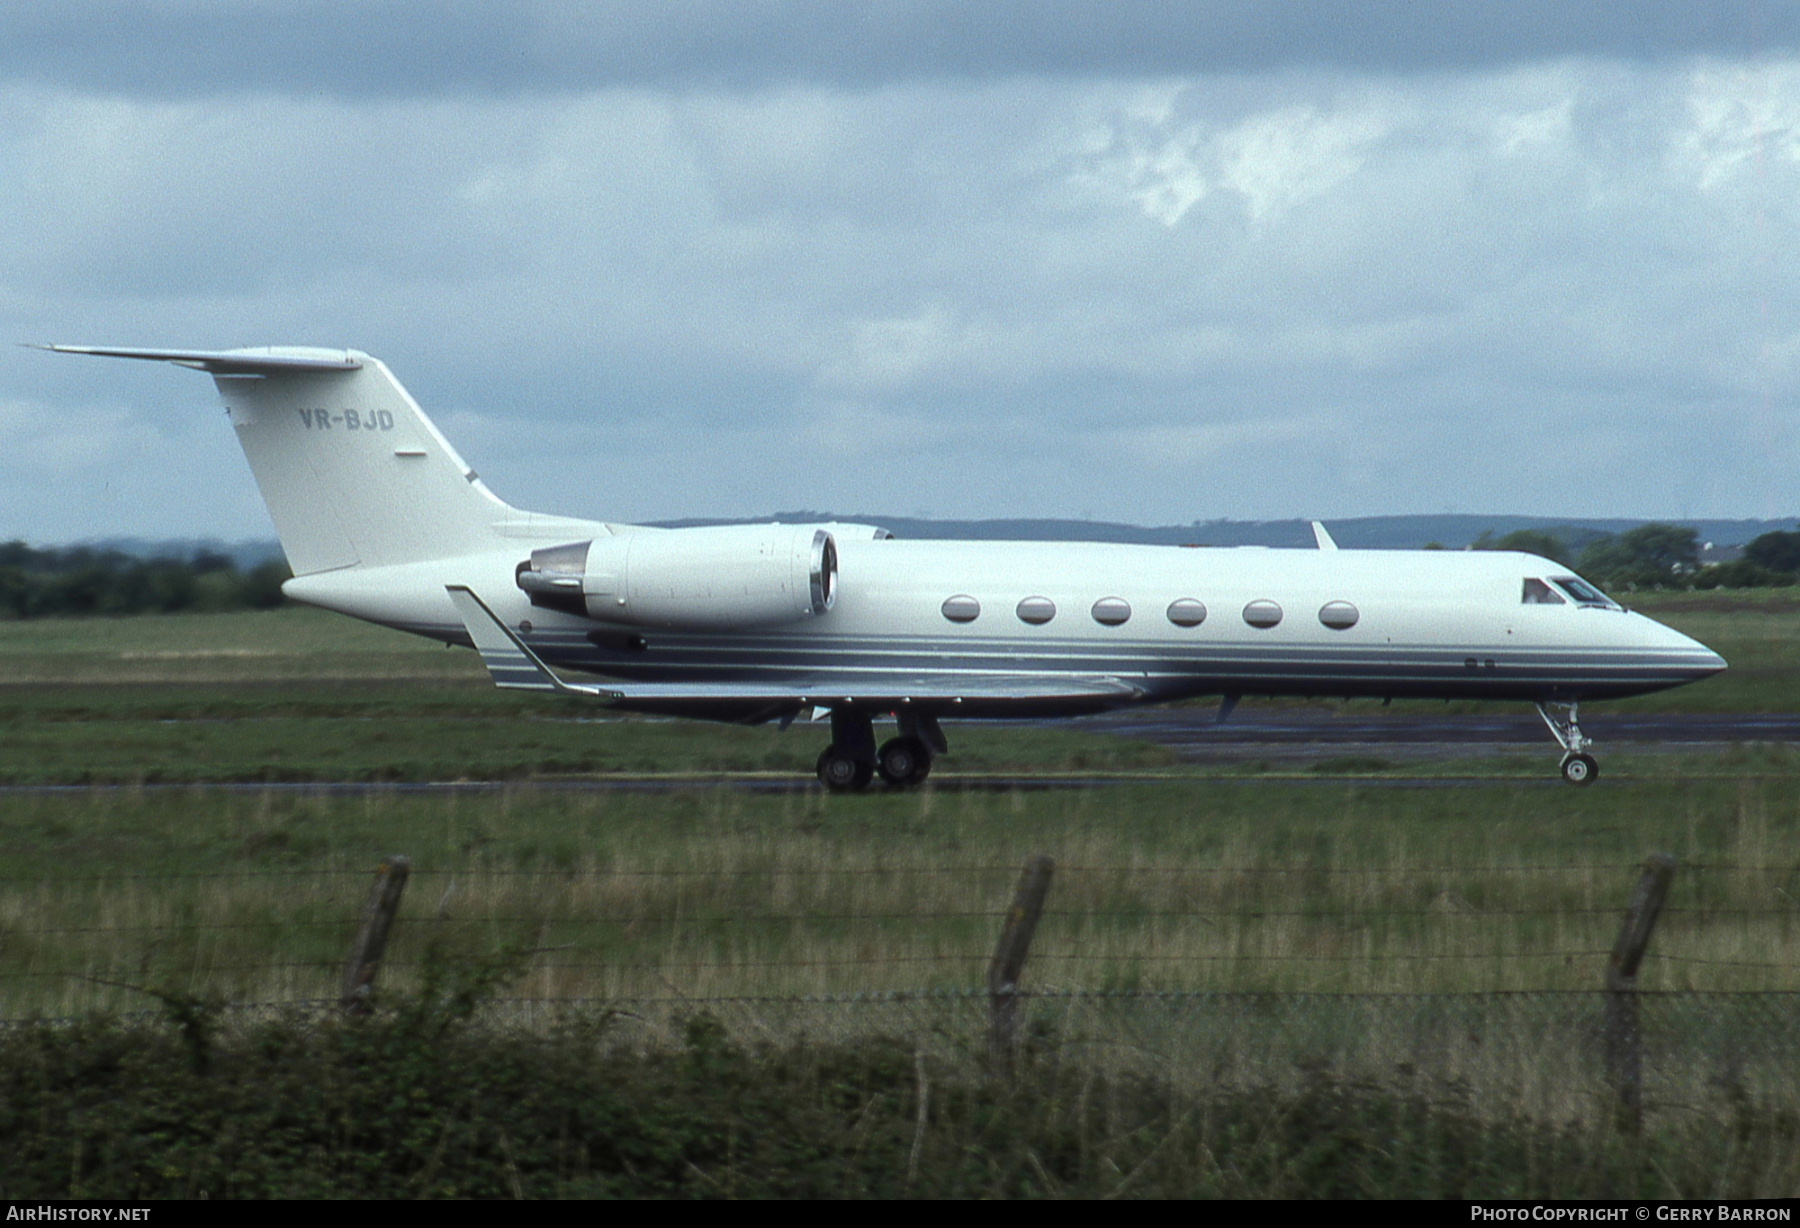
left=1560, top=752, right=1598, bottom=786
left=877, top=736, right=933, bottom=787
left=908, top=753, right=933, bottom=785
left=817, top=747, right=873, bottom=792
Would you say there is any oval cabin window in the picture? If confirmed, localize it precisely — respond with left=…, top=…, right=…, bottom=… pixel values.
left=1016, top=596, right=1056, bottom=625
left=1167, top=598, right=1207, bottom=627
left=1091, top=597, right=1132, bottom=626
left=1319, top=600, right=1359, bottom=630
left=1243, top=599, right=1283, bottom=629
left=941, top=594, right=981, bottom=623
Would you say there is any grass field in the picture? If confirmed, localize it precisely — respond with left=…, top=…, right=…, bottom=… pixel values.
left=4, top=771, right=1798, bottom=1155
left=0, top=599, right=1794, bottom=1017
left=0, top=609, right=1792, bottom=986
left=1602, top=589, right=1800, bottom=713
left=1, top=602, right=1798, bottom=1190
left=0, top=776, right=1795, bottom=1005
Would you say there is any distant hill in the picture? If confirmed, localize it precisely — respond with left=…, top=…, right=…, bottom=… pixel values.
left=653, top=514, right=1800, bottom=550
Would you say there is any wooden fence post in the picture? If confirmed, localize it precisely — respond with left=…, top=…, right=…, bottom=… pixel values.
left=341, top=854, right=411, bottom=1015
left=1603, top=852, right=1676, bottom=1132
left=987, top=854, right=1054, bottom=1064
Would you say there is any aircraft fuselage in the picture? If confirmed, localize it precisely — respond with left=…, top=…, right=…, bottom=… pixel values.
left=46, top=343, right=1727, bottom=787
left=286, top=536, right=1725, bottom=719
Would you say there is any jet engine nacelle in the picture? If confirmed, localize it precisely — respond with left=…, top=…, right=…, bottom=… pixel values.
left=516, top=524, right=839, bottom=630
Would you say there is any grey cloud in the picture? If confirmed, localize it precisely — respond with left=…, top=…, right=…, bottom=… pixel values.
left=1, top=3, right=1796, bottom=99
left=5, top=59, right=1800, bottom=538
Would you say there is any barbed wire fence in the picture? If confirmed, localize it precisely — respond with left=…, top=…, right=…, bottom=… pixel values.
left=2, top=852, right=1798, bottom=1126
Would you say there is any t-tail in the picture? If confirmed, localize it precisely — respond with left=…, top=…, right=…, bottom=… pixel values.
left=37, top=345, right=534, bottom=573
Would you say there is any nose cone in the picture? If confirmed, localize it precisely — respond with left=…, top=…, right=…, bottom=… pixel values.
left=1635, top=613, right=1727, bottom=686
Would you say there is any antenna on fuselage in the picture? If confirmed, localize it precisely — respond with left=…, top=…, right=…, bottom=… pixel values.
left=1311, top=521, right=1339, bottom=551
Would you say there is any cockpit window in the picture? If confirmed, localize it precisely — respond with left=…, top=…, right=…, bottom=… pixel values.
left=1551, top=576, right=1619, bottom=608
left=1522, top=578, right=1565, bottom=605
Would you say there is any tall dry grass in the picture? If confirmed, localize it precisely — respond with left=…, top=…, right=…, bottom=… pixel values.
left=2, top=776, right=1794, bottom=1013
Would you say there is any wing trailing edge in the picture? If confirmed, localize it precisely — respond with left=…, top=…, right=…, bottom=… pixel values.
left=445, top=585, right=1144, bottom=717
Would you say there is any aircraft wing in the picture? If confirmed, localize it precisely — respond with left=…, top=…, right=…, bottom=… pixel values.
left=446, top=586, right=1143, bottom=718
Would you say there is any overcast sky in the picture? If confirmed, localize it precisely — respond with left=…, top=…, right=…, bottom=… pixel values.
left=4, top=2, right=1799, bottom=544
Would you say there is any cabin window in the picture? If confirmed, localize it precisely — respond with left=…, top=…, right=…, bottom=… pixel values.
left=941, top=594, right=980, bottom=623
left=1243, top=599, right=1283, bottom=628
left=1167, top=598, right=1207, bottom=627
left=1091, top=597, right=1132, bottom=626
left=1319, top=600, right=1359, bottom=630
left=1522, top=578, right=1565, bottom=605
left=1551, top=576, right=1619, bottom=608
left=1016, top=596, right=1056, bottom=625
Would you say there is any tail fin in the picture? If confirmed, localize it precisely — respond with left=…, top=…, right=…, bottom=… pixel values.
left=41, top=346, right=514, bottom=574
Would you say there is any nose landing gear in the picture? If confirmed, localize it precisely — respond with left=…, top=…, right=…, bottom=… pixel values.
left=1537, top=700, right=1599, bottom=786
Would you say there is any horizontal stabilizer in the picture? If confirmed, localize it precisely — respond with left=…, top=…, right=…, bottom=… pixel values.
left=43, top=342, right=516, bottom=574
left=31, top=344, right=361, bottom=374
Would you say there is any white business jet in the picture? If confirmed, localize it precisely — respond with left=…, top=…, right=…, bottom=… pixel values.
left=42, top=345, right=1726, bottom=788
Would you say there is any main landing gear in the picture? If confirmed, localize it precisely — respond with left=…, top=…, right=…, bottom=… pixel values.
left=815, top=710, right=946, bottom=792
left=1537, top=700, right=1599, bottom=786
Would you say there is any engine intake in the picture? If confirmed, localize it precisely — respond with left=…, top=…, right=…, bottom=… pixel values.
left=516, top=524, right=841, bottom=630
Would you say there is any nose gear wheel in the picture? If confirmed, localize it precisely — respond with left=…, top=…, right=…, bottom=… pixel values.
left=1560, top=752, right=1598, bottom=786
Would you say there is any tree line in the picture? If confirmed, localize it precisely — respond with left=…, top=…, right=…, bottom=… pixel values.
left=1466, top=526, right=1800, bottom=591
left=0, top=542, right=292, bottom=618
left=2, top=522, right=1793, bottom=619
